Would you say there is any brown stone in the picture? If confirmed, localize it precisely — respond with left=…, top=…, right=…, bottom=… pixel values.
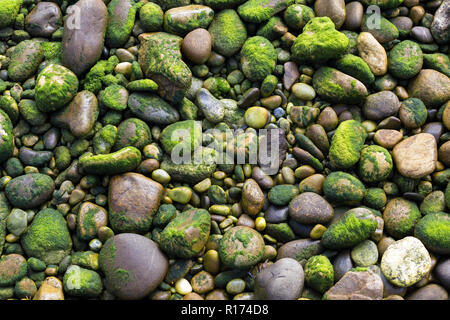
left=314, top=0, right=346, bottom=29
left=374, top=129, right=403, bottom=149
left=25, top=1, right=62, bottom=37
left=392, top=133, right=437, bottom=179
left=324, top=271, right=383, bottom=300
left=33, top=277, right=64, bottom=300
left=408, top=69, right=450, bottom=108
left=108, top=173, right=163, bottom=233
left=182, top=28, right=212, bottom=65
left=241, top=179, right=264, bottom=216
left=62, top=0, right=108, bottom=76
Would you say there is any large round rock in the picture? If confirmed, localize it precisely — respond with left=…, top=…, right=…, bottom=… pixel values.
left=289, top=192, right=334, bottom=224
left=99, top=233, right=169, bottom=300
left=5, top=173, right=55, bottom=209
left=380, top=236, right=432, bottom=287
left=219, top=226, right=264, bottom=270
left=254, top=258, right=304, bottom=300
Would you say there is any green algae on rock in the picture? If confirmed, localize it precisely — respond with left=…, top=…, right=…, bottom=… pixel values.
left=414, top=212, right=450, bottom=255
left=323, top=171, right=366, bottom=205
left=388, top=40, right=423, bottom=80
left=128, top=93, right=180, bottom=125
left=358, top=145, right=393, bottom=183
left=291, top=17, right=349, bottom=64
left=334, top=54, right=374, bottom=86
left=79, top=146, right=141, bottom=175
left=160, top=120, right=202, bottom=154
left=113, top=118, right=152, bottom=151
left=105, top=0, right=140, bottom=48
left=35, top=64, right=79, bottom=113
left=383, top=197, right=422, bottom=239
left=304, top=255, right=334, bottom=293
left=329, top=120, right=367, bottom=170
left=164, top=5, right=214, bottom=36
left=238, top=0, right=294, bottom=23
left=5, top=173, right=54, bottom=209
left=240, top=36, right=277, bottom=82
left=321, top=208, right=378, bottom=249
left=312, top=67, right=368, bottom=104
left=21, top=208, right=72, bottom=265
left=138, top=32, right=192, bottom=103
left=0, top=0, right=22, bottom=29
left=219, top=226, right=265, bottom=269
left=8, top=40, right=44, bottom=82
left=0, top=109, right=14, bottom=164
left=63, top=265, right=103, bottom=298
left=159, top=208, right=211, bottom=258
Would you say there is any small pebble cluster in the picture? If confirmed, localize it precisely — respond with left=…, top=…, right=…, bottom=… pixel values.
left=0, top=0, right=449, bottom=301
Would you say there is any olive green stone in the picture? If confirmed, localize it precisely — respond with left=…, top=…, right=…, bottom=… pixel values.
left=304, top=255, right=334, bottom=293
left=21, top=208, right=72, bottom=264
left=219, top=226, right=265, bottom=269
left=160, top=208, right=211, bottom=258
left=6, top=208, right=27, bottom=237
left=5, top=173, right=55, bottom=210
left=351, top=240, right=379, bottom=267
left=113, top=118, right=152, bottom=151
left=163, top=5, right=214, bottom=36
left=414, top=212, right=450, bottom=255
left=63, top=265, right=103, bottom=298
left=383, top=197, right=421, bottom=239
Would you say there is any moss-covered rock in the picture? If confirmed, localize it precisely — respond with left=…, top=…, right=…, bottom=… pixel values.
left=0, top=0, right=22, bottom=29
left=8, top=40, right=44, bottom=82
left=361, top=13, right=399, bottom=44
left=219, top=226, right=264, bottom=269
left=414, top=212, right=450, bottom=255
left=160, top=120, right=202, bottom=155
left=79, top=146, right=141, bottom=175
left=0, top=109, right=13, bottom=164
left=113, top=118, right=151, bottom=151
left=388, top=40, right=423, bottom=79
left=329, top=120, right=367, bottom=170
left=5, top=173, right=54, bottom=210
left=139, top=2, right=163, bottom=32
left=238, top=0, right=293, bottom=23
left=0, top=254, right=27, bottom=287
left=240, top=36, right=277, bottom=82
left=105, top=0, right=139, bottom=48
left=77, top=202, right=108, bottom=241
left=283, top=4, right=314, bottom=30
left=35, top=64, right=79, bottom=112
left=399, top=98, right=427, bottom=129
left=291, top=17, right=348, bottom=64
left=128, top=92, right=179, bottom=125
left=304, top=255, right=334, bottom=293
left=268, top=184, right=299, bottom=206
left=312, top=67, right=368, bottom=104
left=160, top=147, right=217, bottom=183
left=93, top=125, right=117, bottom=155
left=323, top=171, right=366, bottom=205
left=334, top=54, right=374, bottom=86
left=360, top=0, right=404, bottom=9
left=21, top=208, right=72, bottom=264
left=101, top=85, right=128, bottom=111
left=265, top=223, right=296, bottom=243
left=205, top=0, right=246, bottom=9
left=63, top=265, right=103, bottom=298
left=383, top=197, right=422, bottom=239
left=358, top=145, right=393, bottom=183
left=138, top=32, right=192, bottom=103
left=423, top=53, right=450, bottom=78
left=364, top=188, right=387, bottom=210
left=420, top=191, right=445, bottom=215
left=164, top=5, right=214, bottom=36
left=321, top=208, right=378, bottom=249
left=159, top=208, right=211, bottom=258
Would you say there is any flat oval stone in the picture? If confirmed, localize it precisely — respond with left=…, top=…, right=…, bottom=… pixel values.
left=182, top=28, right=212, bottom=64
left=51, top=90, right=99, bottom=137
left=5, top=173, right=55, bottom=209
left=314, top=0, right=346, bottom=29
left=108, top=173, right=163, bottom=234
left=128, top=92, right=180, bottom=125
left=363, top=91, right=400, bottom=121
left=8, top=40, right=44, bottom=82
left=406, top=284, right=448, bottom=300
left=255, top=258, right=304, bottom=300
left=164, top=5, right=214, bottom=36
left=357, top=32, right=388, bottom=76
left=99, top=233, right=169, bottom=300
left=25, top=1, right=62, bottom=37
left=392, top=133, right=437, bottom=179
left=324, top=270, right=383, bottom=300
left=381, top=236, right=432, bottom=287
left=62, top=0, right=108, bottom=76
left=344, top=1, right=363, bottom=30
left=408, top=69, right=450, bottom=108
left=289, top=192, right=334, bottom=224
left=430, top=0, right=449, bottom=44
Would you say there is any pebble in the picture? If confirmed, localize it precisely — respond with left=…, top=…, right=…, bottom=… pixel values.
left=351, top=240, right=379, bottom=267
left=392, top=133, right=437, bottom=179
left=182, top=28, right=212, bottom=65
left=357, top=32, right=388, bottom=76
left=33, top=277, right=64, bottom=300
left=381, top=237, right=432, bottom=287
left=324, top=270, right=383, bottom=300
left=289, top=192, right=334, bottom=225
left=99, top=233, right=169, bottom=300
